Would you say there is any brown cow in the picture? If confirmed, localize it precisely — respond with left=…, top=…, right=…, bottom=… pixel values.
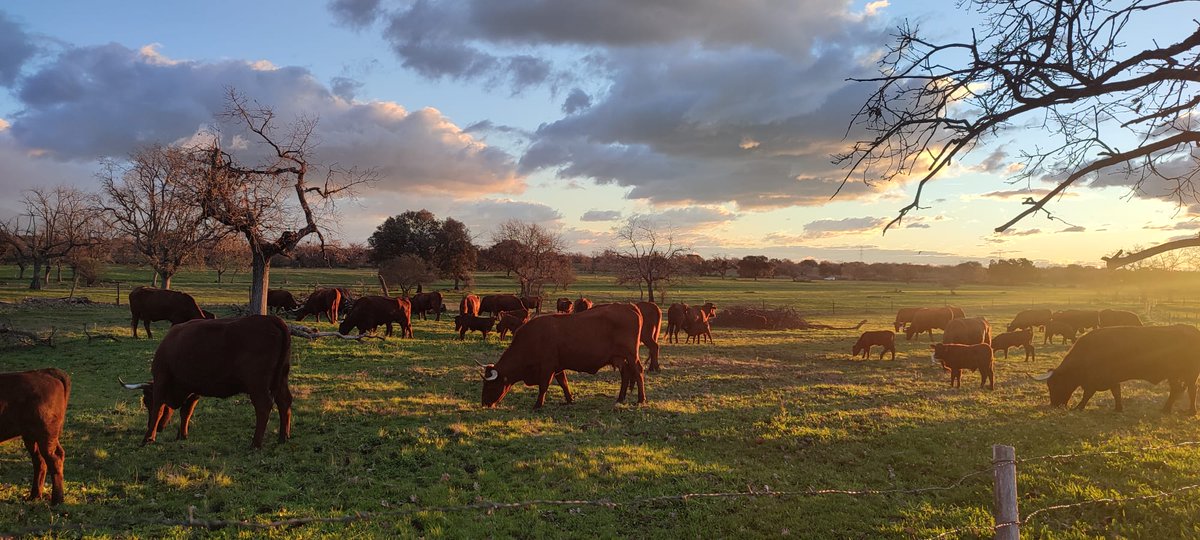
left=460, top=294, right=481, bottom=316
left=1099, top=309, right=1142, bottom=327
left=120, top=315, right=292, bottom=449
left=1052, top=309, right=1100, bottom=332
left=480, top=294, right=526, bottom=315
left=853, top=330, right=896, bottom=360
left=683, top=306, right=713, bottom=344
left=1032, top=325, right=1200, bottom=413
left=556, top=297, right=573, bottom=313
left=411, top=291, right=445, bottom=321
left=0, top=368, right=69, bottom=505
left=496, top=309, right=532, bottom=339
left=893, top=307, right=919, bottom=332
left=334, top=287, right=357, bottom=316
left=573, top=297, right=593, bottom=313
left=129, top=286, right=207, bottom=339
left=521, top=296, right=543, bottom=314
left=479, top=303, right=644, bottom=409
left=267, top=290, right=299, bottom=312
left=665, top=303, right=689, bottom=344
left=1007, top=309, right=1052, bottom=332
left=905, top=307, right=955, bottom=341
left=992, top=328, right=1035, bottom=361
left=943, top=317, right=991, bottom=345
left=456, top=314, right=496, bottom=340
left=339, top=295, right=412, bottom=337
left=1045, top=320, right=1077, bottom=345
left=295, top=288, right=342, bottom=323
left=948, top=305, right=966, bottom=319
left=931, top=343, right=994, bottom=389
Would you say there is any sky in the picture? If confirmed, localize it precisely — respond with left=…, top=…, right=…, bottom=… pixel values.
left=0, top=0, right=1195, bottom=267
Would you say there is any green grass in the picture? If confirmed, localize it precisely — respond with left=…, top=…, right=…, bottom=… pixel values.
left=4, top=266, right=1200, bottom=538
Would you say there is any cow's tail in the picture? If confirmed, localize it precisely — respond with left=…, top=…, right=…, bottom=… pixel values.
left=45, top=367, right=72, bottom=401
left=271, top=316, right=293, bottom=394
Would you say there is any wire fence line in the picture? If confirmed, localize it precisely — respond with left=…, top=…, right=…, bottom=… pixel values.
left=8, top=440, right=1200, bottom=537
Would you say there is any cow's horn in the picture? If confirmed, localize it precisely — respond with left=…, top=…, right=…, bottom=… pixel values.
left=1029, top=369, right=1055, bottom=382
left=472, top=358, right=488, bottom=368
left=118, top=376, right=150, bottom=390
left=484, top=368, right=500, bottom=381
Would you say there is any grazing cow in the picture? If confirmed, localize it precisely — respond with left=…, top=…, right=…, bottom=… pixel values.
left=0, top=368, right=69, bottom=505
left=943, top=317, right=992, bottom=345
left=1045, top=320, right=1077, bottom=345
left=852, top=331, right=896, bottom=360
left=480, top=294, right=526, bottom=315
left=698, top=302, right=718, bottom=319
left=573, top=297, right=593, bottom=313
left=496, top=309, right=532, bottom=339
left=665, top=303, right=689, bottom=343
left=1052, top=309, right=1100, bottom=332
left=455, top=314, right=496, bottom=340
left=991, top=328, right=1035, bottom=361
left=683, top=306, right=713, bottom=344
left=1031, top=325, right=1200, bottom=413
left=1007, top=309, right=1053, bottom=332
left=334, top=287, right=356, bottom=316
left=120, top=315, right=293, bottom=449
left=478, top=303, right=644, bottom=409
left=520, top=296, right=543, bottom=314
left=893, top=307, right=920, bottom=332
left=129, top=286, right=207, bottom=339
left=411, top=291, right=445, bottom=321
left=948, top=305, right=966, bottom=319
left=1099, top=309, right=1142, bottom=327
left=931, top=343, right=995, bottom=390
left=295, top=288, right=342, bottom=323
left=556, top=297, right=573, bottom=313
left=906, top=307, right=955, bottom=341
left=339, top=295, right=412, bottom=338
left=267, top=290, right=299, bottom=313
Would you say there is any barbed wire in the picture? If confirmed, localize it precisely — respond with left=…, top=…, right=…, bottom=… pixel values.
left=1017, top=440, right=1200, bottom=464
left=5, top=463, right=1000, bottom=536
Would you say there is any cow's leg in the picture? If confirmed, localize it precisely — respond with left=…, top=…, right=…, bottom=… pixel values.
left=632, top=360, right=646, bottom=404
left=176, top=395, right=200, bottom=440
left=48, top=441, right=65, bottom=505
left=534, top=376, right=552, bottom=410
left=555, top=372, right=574, bottom=404
left=131, top=315, right=139, bottom=338
left=1162, top=380, right=1182, bottom=414
left=983, top=366, right=994, bottom=390
left=156, top=407, right=173, bottom=432
left=37, top=438, right=64, bottom=505
left=888, top=345, right=896, bottom=361
left=275, top=384, right=294, bottom=443
left=23, top=437, right=45, bottom=501
left=143, top=401, right=168, bottom=445
left=1073, top=388, right=1096, bottom=411
left=385, top=322, right=393, bottom=337
left=647, top=341, right=661, bottom=372
left=1111, top=384, right=1125, bottom=412
left=249, top=392, right=272, bottom=449
left=144, top=319, right=153, bottom=339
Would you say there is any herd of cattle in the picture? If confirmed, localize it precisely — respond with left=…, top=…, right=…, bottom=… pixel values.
left=5, top=286, right=1200, bottom=507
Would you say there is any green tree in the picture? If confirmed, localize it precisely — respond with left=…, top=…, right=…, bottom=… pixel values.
left=435, top=218, right=478, bottom=289
left=367, top=209, right=441, bottom=264
left=737, top=255, right=775, bottom=280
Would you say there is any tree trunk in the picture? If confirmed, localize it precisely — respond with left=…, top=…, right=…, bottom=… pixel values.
left=216, top=269, right=225, bottom=284
left=16, top=262, right=26, bottom=280
left=151, top=271, right=159, bottom=287
left=453, top=277, right=460, bottom=290
left=377, top=273, right=390, bottom=297
left=158, top=269, right=174, bottom=290
left=647, top=280, right=655, bottom=303
left=56, top=264, right=63, bottom=283
left=248, top=252, right=270, bottom=315
left=29, top=257, right=43, bottom=290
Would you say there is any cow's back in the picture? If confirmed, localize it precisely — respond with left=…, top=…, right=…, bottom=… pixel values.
left=944, top=317, right=990, bottom=345
left=1099, top=309, right=1142, bottom=327
left=0, top=368, right=70, bottom=442
left=504, top=304, right=641, bottom=375
left=130, top=286, right=203, bottom=322
left=154, top=316, right=290, bottom=398
left=1058, top=325, right=1200, bottom=387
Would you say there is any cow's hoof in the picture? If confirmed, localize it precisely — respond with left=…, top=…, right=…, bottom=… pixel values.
left=50, top=496, right=63, bottom=506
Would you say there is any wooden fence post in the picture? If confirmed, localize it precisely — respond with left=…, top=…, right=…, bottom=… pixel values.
left=115, top=281, right=122, bottom=305
left=993, top=444, right=1019, bottom=539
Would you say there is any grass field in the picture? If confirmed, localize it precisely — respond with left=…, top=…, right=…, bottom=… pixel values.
left=5, top=266, right=1200, bottom=538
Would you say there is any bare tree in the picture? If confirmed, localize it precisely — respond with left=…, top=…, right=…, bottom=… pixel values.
left=378, top=254, right=438, bottom=297
left=99, top=144, right=221, bottom=289
left=836, top=0, right=1200, bottom=268
left=490, top=220, right=566, bottom=297
left=193, top=90, right=373, bottom=314
left=612, top=216, right=689, bottom=303
left=203, top=235, right=248, bottom=283
left=0, top=187, right=101, bottom=290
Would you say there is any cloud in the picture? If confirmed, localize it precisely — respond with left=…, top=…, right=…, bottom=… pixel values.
left=327, top=0, right=382, bottom=29
left=980, top=188, right=1073, bottom=200
left=906, top=222, right=931, bottom=229
left=0, top=11, right=36, bottom=87
left=580, top=209, right=622, bottom=222
left=656, top=206, right=739, bottom=227
left=803, top=216, right=888, bottom=236
left=3, top=42, right=523, bottom=197
left=1060, top=225, right=1086, bottom=232
left=461, top=198, right=562, bottom=226
left=339, top=0, right=893, bottom=209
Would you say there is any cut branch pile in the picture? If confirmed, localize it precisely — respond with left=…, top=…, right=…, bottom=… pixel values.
left=83, top=324, right=120, bottom=343
left=287, top=324, right=383, bottom=341
left=0, top=323, right=56, bottom=348
left=21, top=296, right=97, bottom=307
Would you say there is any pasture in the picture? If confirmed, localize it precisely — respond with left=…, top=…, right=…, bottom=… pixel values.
left=4, top=267, right=1200, bottom=538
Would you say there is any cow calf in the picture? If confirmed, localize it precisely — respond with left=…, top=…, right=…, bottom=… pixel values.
left=992, top=328, right=1035, bottom=361
left=852, top=330, right=896, bottom=360
left=931, top=343, right=994, bottom=390
left=456, top=314, right=496, bottom=340
left=0, top=368, right=70, bottom=505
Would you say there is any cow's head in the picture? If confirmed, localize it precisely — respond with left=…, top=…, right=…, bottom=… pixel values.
left=905, top=326, right=917, bottom=341
left=338, top=319, right=354, bottom=335
left=475, top=360, right=509, bottom=407
left=851, top=343, right=864, bottom=357
left=119, top=376, right=154, bottom=408
left=929, top=344, right=945, bottom=366
left=1030, top=369, right=1074, bottom=407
